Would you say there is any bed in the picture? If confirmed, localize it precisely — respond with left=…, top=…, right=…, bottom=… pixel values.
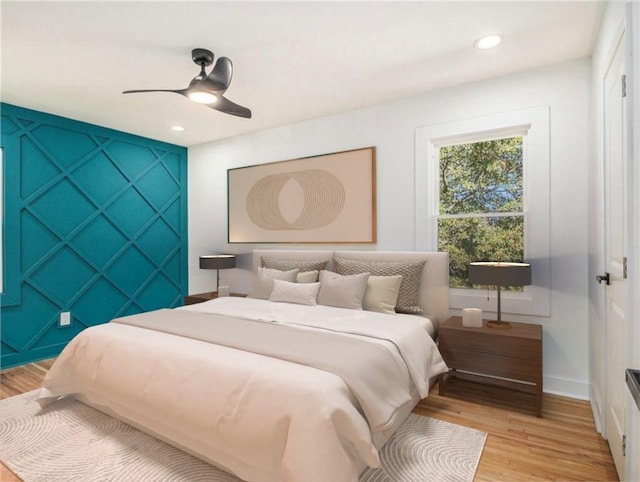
left=36, top=250, right=449, bottom=482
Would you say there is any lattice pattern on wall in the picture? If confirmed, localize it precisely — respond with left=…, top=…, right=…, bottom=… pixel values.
left=1, top=104, right=188, bottom=368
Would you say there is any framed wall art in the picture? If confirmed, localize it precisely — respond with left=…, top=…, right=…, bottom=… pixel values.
left=228, top=146, right=376, bottom=243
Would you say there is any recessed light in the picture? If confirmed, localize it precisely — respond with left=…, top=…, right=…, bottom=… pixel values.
left=474, top=35, right=502, bottom=50
left=170, top=125, right=185, bottom=132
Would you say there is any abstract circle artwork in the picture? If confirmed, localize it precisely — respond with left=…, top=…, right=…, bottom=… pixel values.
left=245, top=169, right=346, bottom=230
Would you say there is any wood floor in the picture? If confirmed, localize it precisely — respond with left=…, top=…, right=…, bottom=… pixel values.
left=415, top=375, right=618, bottom=481
left=0, top=360, right=618, bottom=482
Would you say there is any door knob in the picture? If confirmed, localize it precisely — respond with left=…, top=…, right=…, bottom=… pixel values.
left=596, top=272, right=611, bottom=285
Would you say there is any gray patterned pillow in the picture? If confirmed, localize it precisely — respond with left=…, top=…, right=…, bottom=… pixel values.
left=261, top=256, right=328, bottom=273
left=333, top=257, right=426, bottom=314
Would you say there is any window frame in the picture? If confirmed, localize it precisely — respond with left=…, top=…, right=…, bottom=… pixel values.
left=415, top=106, right=550, bottom=318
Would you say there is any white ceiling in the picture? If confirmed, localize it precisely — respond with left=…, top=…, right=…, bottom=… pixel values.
left=1, top=1, right=604, bottom=147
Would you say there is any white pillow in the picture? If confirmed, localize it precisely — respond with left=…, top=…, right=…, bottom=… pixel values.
left=269, top=279, right=320, bottom=306
left=363, top=275, right=403, bottom=314
left=248, top=267, right=299, bottom=299
left=317, top=270, right=370, bottom=310
left=296, top=270, right=319, bottom=283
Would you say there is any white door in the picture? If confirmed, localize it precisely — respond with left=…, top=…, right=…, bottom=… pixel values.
left=602, top=31, right=628, bottom=481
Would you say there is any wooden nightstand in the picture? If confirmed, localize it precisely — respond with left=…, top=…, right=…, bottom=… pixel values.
left=183, top=291, right=245, bottom=305
left=438, top=316, right=543, bottom=417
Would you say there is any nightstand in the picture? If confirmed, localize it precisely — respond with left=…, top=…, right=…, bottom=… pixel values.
left=183, top=291, right=245, bottom=305
left=438, top=316, right=543, bottom=417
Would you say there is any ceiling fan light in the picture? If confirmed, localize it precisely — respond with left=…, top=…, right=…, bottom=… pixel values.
left=188, top=91, right=217, bottom=104
left=474, top=35, right=502, bottom=49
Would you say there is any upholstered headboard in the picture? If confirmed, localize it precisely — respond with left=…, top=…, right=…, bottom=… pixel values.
left=252, top=249, right=450, bottom=325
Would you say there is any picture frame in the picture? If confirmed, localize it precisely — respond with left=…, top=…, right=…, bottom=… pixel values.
left=228, top=146, right=376, bottom=243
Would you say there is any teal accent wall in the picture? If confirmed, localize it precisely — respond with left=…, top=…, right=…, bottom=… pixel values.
left=1, top=103, right=188, bottom=368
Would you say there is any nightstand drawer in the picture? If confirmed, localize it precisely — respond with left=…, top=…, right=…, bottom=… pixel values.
left=439, top=330, right=540, bottom=361
left=439, top=347, right=542, bottom=383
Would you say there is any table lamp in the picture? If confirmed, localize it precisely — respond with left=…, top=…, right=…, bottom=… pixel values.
left=468, top=261, right=531, bottom=329
left=199, top=255, right=236, bottom=294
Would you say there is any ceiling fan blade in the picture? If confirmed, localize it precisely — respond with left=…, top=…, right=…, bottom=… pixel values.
left=208, top=95, right=252, bottom=119
left=199, top=57, right=233, bottom=92
left=123, top=88, right=188, bottom=97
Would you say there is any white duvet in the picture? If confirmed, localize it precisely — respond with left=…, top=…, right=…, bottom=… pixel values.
left=37, top=298, right=447, bottom=482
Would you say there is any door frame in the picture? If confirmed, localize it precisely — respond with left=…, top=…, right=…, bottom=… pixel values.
left=624, top=3, right=639, bottom=480
left=598, top=10, right=636, bottom=478
left=602, top=25, right=629, bottom=478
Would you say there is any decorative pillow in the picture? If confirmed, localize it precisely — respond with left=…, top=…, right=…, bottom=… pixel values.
left=269, top=279, right=320, bottom=306
left=248, top=267, right=299, bottom=299
left=333, top=257, right=427, bottom=314
left=317, top=270, right=370, bottom=310
left=261, top=256, right=329, bottom=273
left=363, top=275, right=403, bottom=314
left=296, top=270, right=319, bottom=283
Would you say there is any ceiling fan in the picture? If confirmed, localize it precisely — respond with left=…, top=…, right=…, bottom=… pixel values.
left=123, top=48, right=251, bottom=119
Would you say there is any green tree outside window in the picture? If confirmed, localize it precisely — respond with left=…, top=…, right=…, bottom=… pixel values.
left=437, top=137, right=525, bottom=288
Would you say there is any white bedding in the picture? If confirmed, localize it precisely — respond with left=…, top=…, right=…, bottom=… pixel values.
left=183, top=296, right=437, bottom=337
left=37, top=298, right=447, bottom=482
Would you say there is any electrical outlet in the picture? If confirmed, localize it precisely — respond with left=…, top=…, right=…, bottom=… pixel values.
left=59, top=311, right=71, bottom=327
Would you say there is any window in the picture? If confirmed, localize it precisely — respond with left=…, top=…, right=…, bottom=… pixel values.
left=415, top=107, right=550, bottom=317
left=438, top=135, right=525, bottom=288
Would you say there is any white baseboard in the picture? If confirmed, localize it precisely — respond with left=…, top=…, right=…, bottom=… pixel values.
left=543, top=375, right=590, bottom=400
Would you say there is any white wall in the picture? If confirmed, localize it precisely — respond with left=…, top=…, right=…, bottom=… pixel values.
left=189, top=59, right=591, bottom=399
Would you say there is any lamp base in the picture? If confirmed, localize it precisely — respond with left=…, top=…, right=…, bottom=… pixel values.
left=487, top=320, right=511, bottom=330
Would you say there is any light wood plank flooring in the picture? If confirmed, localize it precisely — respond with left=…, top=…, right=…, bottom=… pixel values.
left=415, top=375, right=618, bottom=481
left=1, top=360, right=618, bottom=481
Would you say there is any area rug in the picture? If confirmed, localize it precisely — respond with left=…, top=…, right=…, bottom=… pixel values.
left=0, top=391, right=486, bottom=482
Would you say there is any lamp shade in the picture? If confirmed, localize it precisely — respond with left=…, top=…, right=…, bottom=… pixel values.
left=199, top=255, right=236, bottom=270
left=468, top=262, right=531, bottom=287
